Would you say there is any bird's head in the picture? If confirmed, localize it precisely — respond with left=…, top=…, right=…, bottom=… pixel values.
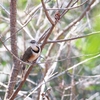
left=30, top=40, right=37, bottom=44
left=30, top=40, right=40, bottom=51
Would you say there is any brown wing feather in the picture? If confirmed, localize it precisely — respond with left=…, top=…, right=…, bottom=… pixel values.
left=21, top=47, right=32, bottom=62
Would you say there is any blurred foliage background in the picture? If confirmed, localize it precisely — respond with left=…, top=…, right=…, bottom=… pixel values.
left=0, top=0, right=100, bottom=100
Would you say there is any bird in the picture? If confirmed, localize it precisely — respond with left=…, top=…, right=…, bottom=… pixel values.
left=21, top=40, right=41, bottom=78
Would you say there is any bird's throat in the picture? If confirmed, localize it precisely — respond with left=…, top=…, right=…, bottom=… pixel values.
left=31, top=46, right=39, bottom=53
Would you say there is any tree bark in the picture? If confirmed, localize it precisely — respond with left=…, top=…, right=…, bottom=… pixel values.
left=4, top=0, right=20, bottom=99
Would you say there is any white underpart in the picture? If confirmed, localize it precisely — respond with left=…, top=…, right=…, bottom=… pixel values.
left=28, top=44, right=41, bottom=62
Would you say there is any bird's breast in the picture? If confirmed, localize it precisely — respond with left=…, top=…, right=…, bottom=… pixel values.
left=28, top=52, right=40, bottom=62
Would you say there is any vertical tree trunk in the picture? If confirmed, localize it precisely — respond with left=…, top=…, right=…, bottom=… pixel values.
left=4, top=0, right=20, bottom=99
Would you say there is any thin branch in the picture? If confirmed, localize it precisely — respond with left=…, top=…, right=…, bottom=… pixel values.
left=0, top=82, right=7, bottom=88
left=41, top=25, right=54, bottom=49
left=47, top=31, right=100, bottom=43
left=41, top=0, right=54, bottom=25
left=87, top=93, right=99, bottom=100
left=38, top=27, right=51, bottom=43
left=36, top=8, right=43, bottom=26
left=66, top=0, right=73, bottom=8
left=46, top=0, right=89, bottom=10
left=61, top=0, right=78, bottom=18
left=24, top=3, right=42, bottom=24
left=0, top=3, right=10, bottom=15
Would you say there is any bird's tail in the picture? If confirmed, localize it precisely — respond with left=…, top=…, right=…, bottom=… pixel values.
left=21, top=65, right=26, bottom=80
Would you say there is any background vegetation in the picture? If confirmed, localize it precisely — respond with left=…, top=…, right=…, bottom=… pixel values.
left=0, top=0, right=100, bottom=100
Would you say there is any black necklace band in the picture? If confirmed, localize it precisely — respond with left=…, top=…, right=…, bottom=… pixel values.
left=31, top=46, right=39, bottom=53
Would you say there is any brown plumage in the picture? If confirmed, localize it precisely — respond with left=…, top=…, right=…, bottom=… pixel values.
left=21, top=47, right=33, bottom=62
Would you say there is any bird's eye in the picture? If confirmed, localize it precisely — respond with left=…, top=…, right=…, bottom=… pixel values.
left=30, top=40, right=36, bottom=44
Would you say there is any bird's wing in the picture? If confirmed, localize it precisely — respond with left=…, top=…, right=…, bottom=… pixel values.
left=21, top=47, right=32, bottom=62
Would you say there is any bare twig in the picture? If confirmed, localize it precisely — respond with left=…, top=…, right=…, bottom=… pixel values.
left=61, top=0, right=78, bottom=18
left=24, top=3, right=42, bottom=24
left=41, top=25, right=54, bottom=49
left=0, top=3, right=10, bottom=15
left=47, top=31, right=100, bottom=43
left=87, top=93, right=99, bottom=100
left=41, top=0, right=54, bottom=25
left=0, top=82, right=7, bottom=88
left=38, top=27, right=51, bottom=43
left=46, top=0, right=89, bottom=11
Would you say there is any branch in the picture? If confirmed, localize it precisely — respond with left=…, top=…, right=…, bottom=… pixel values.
left=61, top=0, right=78, bottom=18
left=46, top=0, right=89, bottom=11
left=41, top=25, right=54, bottom=49
left=39, top=27, right=51, bottom=43
left=9, top=64, right=35, bottom=100
left=41, top=0, right=54, bottom=25
left=47, top=31, right=100, bottom=43
left=24, top=3, right=42, bottom=24
left=0, top=3, right=10, bottom=15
